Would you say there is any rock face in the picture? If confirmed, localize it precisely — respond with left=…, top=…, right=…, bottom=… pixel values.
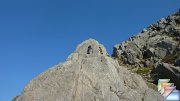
left=13, top=39, right=163, bottom=101
left=175, top=56, right=180, bottom=66
left=151, top=62, right=180, bottom=89
left=112, top=10, right=180, bottom=88
left=113, top=11, right=180, bottom=66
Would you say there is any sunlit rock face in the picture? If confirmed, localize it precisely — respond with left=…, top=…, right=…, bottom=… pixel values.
left=113, top=10, right=180, bottom=66
left=13, top=39, right=163, bottom=101
left=113, top=10, right=180, bottom=88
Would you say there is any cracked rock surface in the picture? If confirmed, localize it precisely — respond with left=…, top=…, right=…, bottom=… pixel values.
left=13, top=39, right=163, bottom=101
left=112, top=10, right=180, bottom=89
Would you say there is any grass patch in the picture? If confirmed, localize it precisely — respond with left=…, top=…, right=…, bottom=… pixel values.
left=135, top=67, right=153, bottom=75
left=134, top=66, right=154, bottom=82
left=162, top=51, right=180, bottom=64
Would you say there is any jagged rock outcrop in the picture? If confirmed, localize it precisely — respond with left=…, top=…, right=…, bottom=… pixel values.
left=13, top=39, right=163, bottom=101
left=112, top=10, right=180, bottom=89
left=113, top=10, right=180, bottom=66
left=151, top=62, right=180, bottom=89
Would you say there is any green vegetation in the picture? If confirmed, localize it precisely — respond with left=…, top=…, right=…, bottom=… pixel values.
left=162, top=51, right=180, bottom=64
left=135, top=67, right=153, bottom=74
left=115, top=57, right=154, bottom=82
left=117, top=57, right=123, bottom=65
left=115, top=57, right=153, bottom=75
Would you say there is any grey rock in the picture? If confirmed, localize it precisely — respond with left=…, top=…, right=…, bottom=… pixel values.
left=13, top=39, right=163, bottom=101
left=113, top=10, right=180, bottom=66
left=176, top=47, right=180, bottom=51
left=175, top=57, right=180, bottom=66
left=175, top=16, right=180, bottom=25
left=125, top=53, right=136, bottom=64
left=156, top=39, right=177, bottom=51
left=152, top=62, right=180, bottom=89
left=164, top=25, right=172, bottom=33
left=154, top=48, right=168, bottom=58
left=112, top=10, right=180, bottom=91
left=144, top=60, right=152, bottom=67
left=143, top=48, right=154, bottom=59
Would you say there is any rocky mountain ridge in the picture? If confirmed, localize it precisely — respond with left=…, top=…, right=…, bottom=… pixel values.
left=112, top=10, right=180, bottom=89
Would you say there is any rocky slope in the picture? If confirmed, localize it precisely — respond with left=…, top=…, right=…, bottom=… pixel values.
left=112, top=10, right=180, bottom=89
left=13, top=39, right=163, bottom=101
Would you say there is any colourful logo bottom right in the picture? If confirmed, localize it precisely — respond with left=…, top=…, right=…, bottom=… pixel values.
left=158, top=79, right=180, bottom=101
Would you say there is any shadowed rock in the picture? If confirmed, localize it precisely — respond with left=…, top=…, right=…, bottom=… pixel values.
left=151, top=62, right=180, bottom=89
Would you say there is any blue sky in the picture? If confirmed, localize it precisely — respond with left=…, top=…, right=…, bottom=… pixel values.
left=0, top=0, right=180, bottom=100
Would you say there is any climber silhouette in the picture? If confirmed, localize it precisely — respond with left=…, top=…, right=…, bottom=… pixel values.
left=87, top=46, right=93, bottom=54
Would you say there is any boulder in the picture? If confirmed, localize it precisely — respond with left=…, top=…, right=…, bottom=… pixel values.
left=152, top=62, right=180, bottom=90
left=143, top=48, right=154, bottom=59
left=123, top=49, right=137, bottom=65
left=154, top=48, right=168, bottom=58
left=175, top=57, right=180, bottom=66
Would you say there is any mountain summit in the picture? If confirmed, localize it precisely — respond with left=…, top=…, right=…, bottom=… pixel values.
left=13, top=39, right=163, bottom=101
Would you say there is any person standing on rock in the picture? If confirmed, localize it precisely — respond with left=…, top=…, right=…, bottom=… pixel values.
left=87, top=45, right=93, bottom=54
